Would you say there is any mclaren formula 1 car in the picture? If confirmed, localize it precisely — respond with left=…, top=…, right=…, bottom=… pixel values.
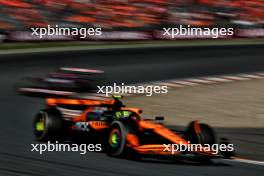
left=19, top=68, right=233, bottom=162
left=33, top=95, right=233, bottom=161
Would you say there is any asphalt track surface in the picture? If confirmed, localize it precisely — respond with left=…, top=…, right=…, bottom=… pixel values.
left=0, top=45, right=264, bottom=176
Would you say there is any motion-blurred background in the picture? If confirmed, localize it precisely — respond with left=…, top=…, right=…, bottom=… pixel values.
left=0, top=1, right=264, bottom=176
left=0, top=0, right=263, bottom=42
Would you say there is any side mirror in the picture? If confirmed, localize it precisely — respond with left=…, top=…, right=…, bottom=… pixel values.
left=112, top=95, right=123, bottom=99
left=155, top=116, right=164, bottom=121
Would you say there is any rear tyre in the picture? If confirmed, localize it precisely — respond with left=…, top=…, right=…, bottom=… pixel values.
left=33, top=109, right=64, bottom=142
left=107, top=121, right=141, bottom=159
left=107, top=121, right=127, bottom=157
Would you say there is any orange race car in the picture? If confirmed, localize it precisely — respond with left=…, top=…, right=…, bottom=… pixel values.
left=32, top=95, right=234, bottom=162
left=19, top=68, right=233, bottom=162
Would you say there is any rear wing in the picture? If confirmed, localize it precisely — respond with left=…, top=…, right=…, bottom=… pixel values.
left=46, top=96, right=115, bottom=106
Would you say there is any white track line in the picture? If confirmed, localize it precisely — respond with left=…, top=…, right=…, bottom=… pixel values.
left=202, top=77, right=234, bottom=82
left=183, top=78, right=213, bottom=84
left=146, top=72, right=264, bottom=90
left=226, top=157, right=264, bottom=166
left=221, top=76, right=250, bottom=81
left=124, top=72, right=264, bottom=96
left=256, top=72, right=264, bottom=76
left=240, top=74, right=264, bottom=79
left=170, top=80, right=200, bottom=86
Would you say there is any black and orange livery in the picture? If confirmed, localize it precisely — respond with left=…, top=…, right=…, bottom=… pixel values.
left=20, top=68, right=232, bottom=161
left=33, top=95, right=233, bottom=162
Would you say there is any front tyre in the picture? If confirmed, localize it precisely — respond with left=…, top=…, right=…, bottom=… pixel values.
left=184, top=121, right=216, bottom=145
left=184, top=121, right=216, bottom=162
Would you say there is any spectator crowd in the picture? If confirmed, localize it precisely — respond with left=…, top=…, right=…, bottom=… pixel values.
left=0, top=0, right=263, bottom=34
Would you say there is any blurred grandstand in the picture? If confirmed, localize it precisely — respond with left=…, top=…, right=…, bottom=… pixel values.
left=0, top=0, right=263, bottom=41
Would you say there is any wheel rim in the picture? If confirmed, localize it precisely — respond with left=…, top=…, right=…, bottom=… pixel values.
left=36, top=121, right=45, bottom=131
left=109, top=129, right=121, bottom=148
left=34, top=112, right=46, bottom=138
